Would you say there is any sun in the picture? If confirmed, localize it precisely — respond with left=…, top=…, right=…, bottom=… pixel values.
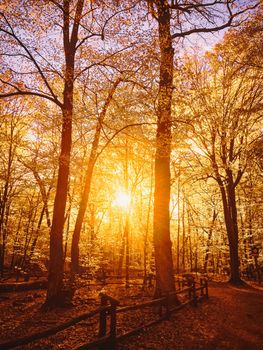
left=113, top=190, right=131, bottom=209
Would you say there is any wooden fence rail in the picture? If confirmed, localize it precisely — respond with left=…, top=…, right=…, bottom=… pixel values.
left=76, top=278, right=208, bottom=350
left=0, top=308, right=101, bottom=350
left=0, top=277, right=208, bottom=350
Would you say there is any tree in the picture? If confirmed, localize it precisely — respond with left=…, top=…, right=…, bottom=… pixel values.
left=0, top=0, right=139, bottom=307
left=146, top=0, right=259, bottom=296
left=0, top=99, right=27, bottom=276
left=0, top=0, right=97, bottom=307
left=181, top=43, right=262, bottom=283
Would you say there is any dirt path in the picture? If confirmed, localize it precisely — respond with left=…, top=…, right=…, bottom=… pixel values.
left=0, top=281, right=262, bottom=349
left=118, top=282, right=263, bottom=350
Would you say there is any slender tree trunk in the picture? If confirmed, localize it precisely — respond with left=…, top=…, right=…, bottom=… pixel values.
left=153, top=1, right=176, bottom=297
left=71, top=79, right=121, bottom=273
left=29, top=204, right=46, bottom=261
left=21, top=195, right=39, bottom=270
left=117, top=227, right=125, bottom=276
left=10, top=212, right=23, bottom=269
left=203, top=209, right=217, bottom=273
left=187, top=209, right=193, bottom=272
left=143, top=157, right=154, bottom=286
left=63, top=203, right=71, bottom=264
left=124, top=215, right=130, bottom=288
left=181, top=193, right=185, bottom=271
left=194, top=227, right=199, bottom=272
left=89, top=204, right=95, bottom=243
left=176, top=168, right=180, bottom=274
left=124, top=139, right=130, bottom=288
left=28, top=183, right=53, bottom=265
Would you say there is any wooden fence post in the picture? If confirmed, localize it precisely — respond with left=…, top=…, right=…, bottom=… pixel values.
left=109, top=301, right=118, bottom=349
left=98, top=294, right=108, bottom=348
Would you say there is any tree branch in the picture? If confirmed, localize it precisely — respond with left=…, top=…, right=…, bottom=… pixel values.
left=0, top=13, right=62, bottom=106
left=171, top=2, right=260, bottom=39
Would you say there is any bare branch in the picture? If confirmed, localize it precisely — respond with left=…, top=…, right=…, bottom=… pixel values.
left=74, top=44, right=135, bottom=80
left=95, top=122, right=156, bottom=162
left=171, top=2, right=260, bottom=39
left=0, top=13, right=62, bottom=106
left=0, top=78, right=62, bottom=106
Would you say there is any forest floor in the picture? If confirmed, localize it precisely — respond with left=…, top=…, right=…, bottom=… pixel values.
left=0, top=279, right=262, bottom=350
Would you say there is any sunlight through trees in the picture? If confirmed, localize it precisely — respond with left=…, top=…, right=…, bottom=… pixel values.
left=0, top=1, right=262, bottom=309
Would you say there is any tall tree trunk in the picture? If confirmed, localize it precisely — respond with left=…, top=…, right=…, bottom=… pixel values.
left=45, top=0, right=84, bottom=308
left=227, top=176, right=241, bottom=284
left=187, top=209, right=193, bottom=272
left=181, top=193, right=185, bottom=271
left=124, top=138, right=130, bottom=288
left=124, top=215, right=130, bottom=288
left=46, top=96, right=73, bottom=307
left=176, top=167, right=180, bottom=273
left=153, top=1, right=176, bottom=297
left=219, top=177, right=242, bottom=284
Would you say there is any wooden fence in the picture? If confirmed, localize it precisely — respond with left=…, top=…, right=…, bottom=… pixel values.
left=76, top=278, right=208, bottom=350
left=0, top=277, right=208, bottom=350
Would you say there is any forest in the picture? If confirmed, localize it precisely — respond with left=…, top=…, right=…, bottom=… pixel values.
left=0, top=1, right=262, bottom=349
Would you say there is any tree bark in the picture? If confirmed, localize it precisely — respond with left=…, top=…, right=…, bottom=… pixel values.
left=153, top=1, right=176, bottom=297
left=45, top=0, right=84, bottom=308
left=227, top=175, right=242, bottom=284
left=218, top=176, right=242, bottom=284
left=45, top=94, right=73, bottom=307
